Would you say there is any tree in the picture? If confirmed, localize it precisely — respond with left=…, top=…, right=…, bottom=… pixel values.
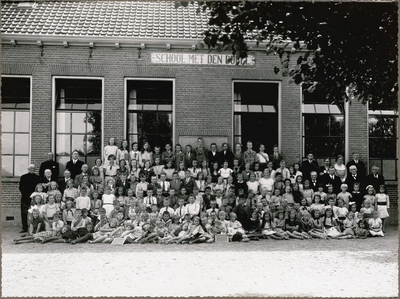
left=177, top=1, right=398, bottom=110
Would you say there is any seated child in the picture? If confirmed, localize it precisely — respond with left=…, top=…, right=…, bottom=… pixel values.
left=227, top=212, right=249, bottom=242
left=338, top=211, right=357, bottom=239
left=260, top=211, right=284, bottom=240
left=355, top=220, right=369, bottom=239
left=298, top=212, right=313, bottom=239
left=368, top=211, right=384, bottom=237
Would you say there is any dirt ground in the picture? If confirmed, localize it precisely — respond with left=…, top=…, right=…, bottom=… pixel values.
left=2, top=226, right=398, bottom=297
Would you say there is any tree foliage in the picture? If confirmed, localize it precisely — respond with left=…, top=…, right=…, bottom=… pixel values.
left=177, top=1, right=398, bottom=110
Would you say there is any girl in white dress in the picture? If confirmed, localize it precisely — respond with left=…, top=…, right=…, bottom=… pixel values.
left=375, top=185, right=389, bottom=232
left=102, top=185, right=116, bottom=218
left=117, top=140, right=130, bottom=171
left=104, top=137, right=118, bottom=167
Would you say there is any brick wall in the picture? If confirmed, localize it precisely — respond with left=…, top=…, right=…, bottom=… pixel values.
left=1, top=44, right=397, bottom=218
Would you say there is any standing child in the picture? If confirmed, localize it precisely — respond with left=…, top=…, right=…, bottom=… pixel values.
left=75, top=187, right=91, bottom=211
left=360, top=199, right=374, bottom=224
left=115, top=186, right=126, bottom=208
left=363, top=185, right=377, bottom=209
left=246, top=173, right=260, bottom=196
left=102, top=186, right=116, bottom=218
left=301, top=180, right=314, bottom=206
left=30, top=183, right=48, bottom=204
left=63, top=199, right=75, bottom=226
left=314, top=184, right=327, bottom=205
left=335, top=198, right=349, bottom=230
left=375, top=185, right=389, bottom=233
left=63, top=179, right=79, bottom=202
left=337, top=184, right=352, bottom=210
left=350, top=183, right=362, bottom=211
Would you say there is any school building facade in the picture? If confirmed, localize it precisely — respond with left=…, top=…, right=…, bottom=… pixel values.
left=1, top=1, right=398, bottom=226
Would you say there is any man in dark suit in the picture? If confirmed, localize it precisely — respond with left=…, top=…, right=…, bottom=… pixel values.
left=182, top=170, right=195, bottom=194
left=58, top=169, right=72, bottom=195
left=270, top=145, right=283, bottom=170
left=19, top=164, right=40, bottom=233
left=361, top=165, right=385, bottom=195
left=346, top=152, right=367, bottom=178
left=40, top=169, right=53, bottom=192
left=39, top=152, right=59, bottom=182
left=65, top=150, right=84, bottom=179
left=217, top=142, right=234, bottom=168
left=345, top=165, right=361, bottom=193
left=208, top=143, right=219, bottom=169
left=322, top=166, right=342, bottom=194
left=309, top=171, right=320, bottom=192
left=301, top=153, right=320, bottom=180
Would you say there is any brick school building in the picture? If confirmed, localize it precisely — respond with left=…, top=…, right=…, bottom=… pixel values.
left=1, top=1, right=398, bottom=225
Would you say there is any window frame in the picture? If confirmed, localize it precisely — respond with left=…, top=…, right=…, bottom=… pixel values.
left=124, top=78, right=175, bottom=147
left=1, top=75, right=32, bottom=178
left=52, top=76, right=104, bottom=174
left=368, top=110, right=398, bottom=181
left=232, top=80, right=282, bottom=150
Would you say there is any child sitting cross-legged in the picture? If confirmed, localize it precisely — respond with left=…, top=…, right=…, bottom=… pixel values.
left=227, top=212, right=250, bottom=242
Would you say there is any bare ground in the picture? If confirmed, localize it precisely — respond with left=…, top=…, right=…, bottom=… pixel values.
left=2, top=226, right=398, bottom=297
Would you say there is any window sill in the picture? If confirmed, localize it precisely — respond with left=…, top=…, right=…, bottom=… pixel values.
left=1, top=177, right=21, bottom=183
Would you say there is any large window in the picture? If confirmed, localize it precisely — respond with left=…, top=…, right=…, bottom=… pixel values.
left=369, top=113, right=398, bottom=181
left=1, top=77, right=31, bottom=177
left=55, top=78, right=102, bottom=177
left=233, top=82, right=279, bottom=151
left=302, top=89, right=345, bottom=164
left=127, top=80, right=173, bottom=149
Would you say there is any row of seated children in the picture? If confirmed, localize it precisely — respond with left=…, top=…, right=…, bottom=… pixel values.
left=15, top=189, right=385, bottom=245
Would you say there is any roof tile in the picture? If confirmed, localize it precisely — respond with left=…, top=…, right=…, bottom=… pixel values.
left=1, top=0, right=209, bottom=39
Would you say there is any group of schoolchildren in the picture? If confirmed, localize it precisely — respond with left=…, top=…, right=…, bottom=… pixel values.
left=14, top=138, right=389, bottom=245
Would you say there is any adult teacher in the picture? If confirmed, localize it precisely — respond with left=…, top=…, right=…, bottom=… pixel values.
left=19, top=164, right=40, bottom=233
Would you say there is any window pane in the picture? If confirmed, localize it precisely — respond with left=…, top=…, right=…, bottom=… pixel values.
left=234, top=115, right=241, bottom=135
left=56, top=156, right=71, bottom=177
left=331, top=116, right=344, bottom=136
left=14, top=134, right=29, bottom=155
left=56, top=135, right=71, bottom=156
left=248, top=105, right=263, bottom=113
left=314, top=115, right=330, bottom=136
left=382, top=160, right=397, bottom=180
left=71, top=113, right=86, bottom=133
left=141, top=113, right=172, bottom=134
left=86, top=112, right=101, bottom=134
left=14, top=156, right=29, bottom=177
left=57, top=112, right=71, bottom=133
left=315, top=104, right=329, bottom=114
left=128, top=113, right=138, bottom=134
left=330, top=137, right=345, bottom=157
left=15, top=111, right=30, bottom=132
left=72, top=134, right=86, bottom=155
left=87, top=134, right=101, bottom=156
left=2, top=133, right=14, bottom=154
left=1, top=156, right=13, bottom=177
left=1, top=111, right=14, bottom=132
left=381, top=138, right=397, bottom=158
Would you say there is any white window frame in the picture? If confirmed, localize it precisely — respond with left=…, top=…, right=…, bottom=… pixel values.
left=1, top=74, right=33, bottom=177
left=123, top=77, right=175, bottom=145
left=232, top=80, right=282, bottom=149
left=51, top=76, right=104, bottom=160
